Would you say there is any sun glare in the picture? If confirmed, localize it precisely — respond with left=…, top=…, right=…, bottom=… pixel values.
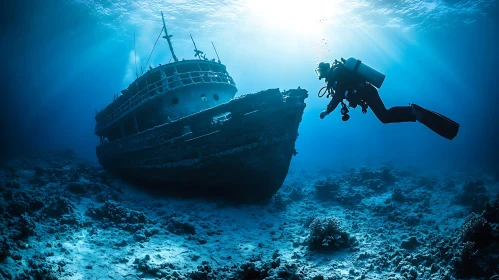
left=246, top=0, right=342, bottom=36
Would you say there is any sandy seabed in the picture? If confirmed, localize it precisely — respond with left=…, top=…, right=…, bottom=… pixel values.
left=0, top=150, right=498, bottom=280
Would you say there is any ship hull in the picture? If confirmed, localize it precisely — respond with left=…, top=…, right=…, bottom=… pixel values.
left=96, top=88, right=308, bottom=202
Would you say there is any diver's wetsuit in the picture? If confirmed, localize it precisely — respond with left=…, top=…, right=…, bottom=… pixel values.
left=324, top=64, right=416, bottom=124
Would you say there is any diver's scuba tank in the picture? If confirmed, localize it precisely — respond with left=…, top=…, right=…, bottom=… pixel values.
left=342, top=57, right=386, bottom=88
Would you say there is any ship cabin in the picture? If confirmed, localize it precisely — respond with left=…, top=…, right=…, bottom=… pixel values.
left=94, top=59, right=237, bottom=145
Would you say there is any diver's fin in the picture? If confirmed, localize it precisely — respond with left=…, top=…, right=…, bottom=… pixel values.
left=411, top=104, right=459, bottom=140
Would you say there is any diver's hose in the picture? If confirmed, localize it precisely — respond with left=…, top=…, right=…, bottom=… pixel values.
left=318, top=86, right=328, bottom=98
left=318, top=86, right=334, bottom=99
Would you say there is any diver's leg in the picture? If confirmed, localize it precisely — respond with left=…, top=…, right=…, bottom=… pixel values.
left=361, top=85, right=459, bottom=139
left=411, top=104, right=460, bottom=140
left=385, top=106, right=417, bottom=123
left=361, top=85, right=416, bottom=123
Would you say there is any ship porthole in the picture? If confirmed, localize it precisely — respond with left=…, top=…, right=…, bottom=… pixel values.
left=201, top=94, right=208, bottom=102
left=172, top=97, right=179, bottom=105
left=213, top=94, right=219, bottom=101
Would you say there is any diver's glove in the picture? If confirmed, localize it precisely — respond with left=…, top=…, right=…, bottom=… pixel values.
left=320, top=110, right=329, bottom=119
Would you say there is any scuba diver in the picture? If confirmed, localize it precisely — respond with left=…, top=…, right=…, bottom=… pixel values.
left=316, top=57, right=460, bottom=140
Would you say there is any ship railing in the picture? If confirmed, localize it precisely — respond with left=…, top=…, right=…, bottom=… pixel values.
left=96, top=70, right=236, bottom=131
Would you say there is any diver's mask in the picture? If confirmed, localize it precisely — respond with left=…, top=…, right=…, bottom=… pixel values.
left=315, top=62, right=331, bottom=80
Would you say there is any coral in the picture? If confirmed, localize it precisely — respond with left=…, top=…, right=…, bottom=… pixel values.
left=236, top=262, right=271, bottom=280
left=188, top=261, right=217, bottom=280
left=3, top=166, right=18, bottom=180
left=6, top=192, right=45, bottom=218
left=391, top=188, right=407, bottom=203
left=44, top=197, right=74, bottom=218
left=8, top=213, right=36, bottom=241
left=350, top=166, right=397, bottom=187
left=314, top=177, right=341, bottom=199
left=87, top=201, right=145, bottom=223
left=0, top=238, right=10, bottom=262
left=67, top=168, right=81, bottom=183
left=444, top=200, right=499, bottom=279
left=27, top=195, right=44, bottom=213
left=391, top=188, right=432, bottom=207
left=415, top=176, right=438, bottom=189
left=288, top=187, right=304, bottom=201
left=484, top=200, right=499, bottom=223
left=471, top=194, right=490, bottom=214
left=145, top=227, right=160, bottom=237
left=463, top=180, right=487, bottom=194
left=358, top=167, right=378, bottom=181
left=94, top=187, right=121, bottom=203
left=92, top=169, right=114, bottom=185
left=7, top=199, right=30, bottom=217
left=379, top=166, right=397, bottom=184
left=133, top=255, right=176, bottom=278
left=4, top=180, right=21, bottom=189
left=400, top=237, right=420, bottom=250
left=308, top=217, right=355, bottom=251
left=461, top=213, right=489, bottom=245
left=404, top=214, right=421, bottom=227
left=370, top=203, right=397, bottom=217
left=58, top=214, right=78, bottom=226
left=443, top=180, right=456, bottom=191
left=366, top=178, right=386, bottom=193
left=29, top=173, right=48, bottom=186
left=336, top=188, right=364, bottom=206
left=66, top=182, right=87, bottom=194
left=134, top=230, right=147, bottom=241
left=314, top=178, right=363, bottom=206
left=275, top=263, right=307, bottom=279
left=20, top=255, right=61, bottom=280
left=0, top=267, right=13, bottom=279
left=8, top=151, right=499, bottom=279
left=457, top=241, right=477, bottom=272
left=34, top=167, right=45, bottom=177
left=199, top=252, right=310, bottom=280
left=302, top=214, right=318, bottom=228
left=269, top=193, right=291, bottom=211
left=66, top=181, right=108, bottom=197
left=86, top=201, right=147, bottom=232
left=454, top=180, right=489, bottom=213
left=166, top=218, right=196, bottom=235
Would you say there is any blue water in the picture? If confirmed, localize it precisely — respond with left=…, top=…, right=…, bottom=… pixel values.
left=1, top=0, right=498, bottom=172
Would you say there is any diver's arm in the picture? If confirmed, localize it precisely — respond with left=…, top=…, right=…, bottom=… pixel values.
left=326, top=96, right=341, bottom=113
left=319, top=63, right=346, bottom=119
left=320, top=92, right=342, bottom=119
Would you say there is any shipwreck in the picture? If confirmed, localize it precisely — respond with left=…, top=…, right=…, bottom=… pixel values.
left=94, top=12, right=308, bottom=202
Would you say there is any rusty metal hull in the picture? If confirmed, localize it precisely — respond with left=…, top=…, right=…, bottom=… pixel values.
left=96, top=88, right=308, bottom=201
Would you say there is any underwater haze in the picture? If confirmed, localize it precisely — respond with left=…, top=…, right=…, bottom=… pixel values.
left=1, top=0, right=499, bottom=279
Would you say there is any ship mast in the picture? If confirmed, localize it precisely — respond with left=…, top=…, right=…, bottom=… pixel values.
left=212, top=42, right=221, bottom=63
left=161, top=11, right=178, bottom=62
left=190, top=34, right=205, bottom=60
